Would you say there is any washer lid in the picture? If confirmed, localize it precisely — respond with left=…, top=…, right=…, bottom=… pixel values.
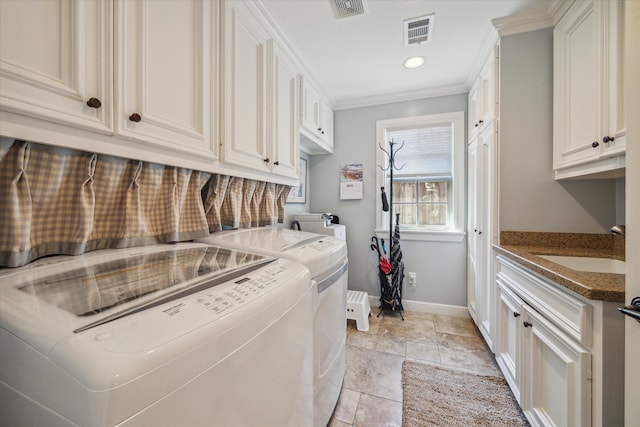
left=199, top=228, right=347, bottom=277
left=0, top=243, right=274, bottom=343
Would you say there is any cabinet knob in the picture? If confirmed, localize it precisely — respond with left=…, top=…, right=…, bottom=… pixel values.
left=523, top=321, right=532, bottom=328
left=591, top=141, right=599, bottom=148
left=479, top=120, right=484, bottom=124
left=603, top=136, right=615, bottom=143
left=273, top=161, right=280, bottom=166
left=129, top=113, right=142, bottom=122
left=475, top=123, right=479, bottom=127
left=263, top=158, right=270, bottom=163
left=86, top=97, right=102, bottom=109
left=317, top=127, right=322, bottom=132
left=513, top=312, right=520, bottom=318
left=478, top=231, right=482, bottom=235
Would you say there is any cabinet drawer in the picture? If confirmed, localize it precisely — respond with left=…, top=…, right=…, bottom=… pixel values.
left=496, top=255, right=592, bottom=347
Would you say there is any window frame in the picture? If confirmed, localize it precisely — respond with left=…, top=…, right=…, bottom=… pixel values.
left=375, top=111, right=465, bottom=242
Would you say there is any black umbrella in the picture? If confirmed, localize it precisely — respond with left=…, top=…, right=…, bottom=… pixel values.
left=389, top=213, right=405, bottom=316
left=377, top=213, right=404, bottom=319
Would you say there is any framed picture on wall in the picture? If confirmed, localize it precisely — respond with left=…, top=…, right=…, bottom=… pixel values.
left=287, top=158, right=307, bottom=203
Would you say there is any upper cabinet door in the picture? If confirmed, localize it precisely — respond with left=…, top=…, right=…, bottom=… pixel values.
left=0, top=0, right=112, bottom=134
left=553, top=0, right=625, bottom=177
left=115, top=0, right=216, bottom=159
left=221, top=0, right=271, bottom=172
left=270, top=42, right=299, bottom=180
left=554, top=0, right=600, bottom=167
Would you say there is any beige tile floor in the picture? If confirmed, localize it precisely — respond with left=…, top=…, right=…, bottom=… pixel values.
left=328, top=310, right=501, bottom=427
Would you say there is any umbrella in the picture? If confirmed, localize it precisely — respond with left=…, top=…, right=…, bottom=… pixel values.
left=389, top=213, right=405, bottom=315
left=375, top=213, right=405, bottom=320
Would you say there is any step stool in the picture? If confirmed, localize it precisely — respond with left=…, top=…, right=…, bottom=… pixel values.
left=346, top=290, right=371, bottom=331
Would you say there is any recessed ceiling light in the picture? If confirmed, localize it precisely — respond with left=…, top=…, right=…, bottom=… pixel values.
left=404, top=56, right=425, bottom=69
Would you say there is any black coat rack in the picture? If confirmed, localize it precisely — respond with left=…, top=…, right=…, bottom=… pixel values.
left=377, top=139, right=405, bottom=319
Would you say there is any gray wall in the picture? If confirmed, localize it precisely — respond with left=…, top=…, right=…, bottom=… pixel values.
left=499, top=28, right=618, bottom=232
left=305, top=95, right=469, bottom=307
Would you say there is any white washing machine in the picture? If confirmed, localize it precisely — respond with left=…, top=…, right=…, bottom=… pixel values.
left=0, top=243, right=314, bottom=427
left=197, top=228, right=347, bottom=427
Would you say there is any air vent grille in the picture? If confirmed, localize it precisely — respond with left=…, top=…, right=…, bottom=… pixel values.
left=330, top=0, right=365, bottom=19
left=404, top=14, right=435, bottom=46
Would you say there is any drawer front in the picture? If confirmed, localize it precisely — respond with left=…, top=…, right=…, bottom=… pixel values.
left=496, top=255, right=592, bottom=347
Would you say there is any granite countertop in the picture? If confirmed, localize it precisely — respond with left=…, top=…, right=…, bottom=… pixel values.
left=494, top=231, right=625, bottom=303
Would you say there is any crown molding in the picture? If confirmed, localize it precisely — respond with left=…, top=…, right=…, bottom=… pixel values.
left=492, top=10, right=554, bottom=37
left=333, top=84, right=468, bottom=111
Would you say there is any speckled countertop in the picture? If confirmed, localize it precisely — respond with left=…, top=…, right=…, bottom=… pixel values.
left=494, top=231, right=625, bottom=303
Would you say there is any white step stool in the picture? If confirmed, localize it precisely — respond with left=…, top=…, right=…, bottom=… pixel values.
left=346, top=290, right=371, bottom=331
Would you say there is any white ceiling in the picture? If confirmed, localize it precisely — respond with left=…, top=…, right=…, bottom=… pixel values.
left=259, top=0, right=554, bottom=109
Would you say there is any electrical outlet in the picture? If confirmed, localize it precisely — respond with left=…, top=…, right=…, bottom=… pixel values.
left=408, top=272, right=417, bottom=287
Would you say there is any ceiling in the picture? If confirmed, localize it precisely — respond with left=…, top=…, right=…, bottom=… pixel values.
left=259, top=0, right=554, bottom=109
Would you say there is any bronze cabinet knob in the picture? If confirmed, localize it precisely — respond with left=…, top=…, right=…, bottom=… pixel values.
left=86, top=98, right=102, bottom=108
left=129, top=113, right=142, bottom=122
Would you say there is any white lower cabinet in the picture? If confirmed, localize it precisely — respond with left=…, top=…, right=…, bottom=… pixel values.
left=495, top=254, right=624, bottom=427
left=521, top=304, right=592, bottom=427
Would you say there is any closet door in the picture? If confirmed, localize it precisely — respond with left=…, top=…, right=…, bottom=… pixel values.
left=0, top=0, right=112, bottom=133
left=115, top=0, right=216, bottom=159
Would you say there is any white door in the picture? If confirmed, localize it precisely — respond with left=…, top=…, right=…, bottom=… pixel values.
left=115, top=0, right=216, bottom=158
left=553, top=0, right=601, bottom=167
left=495, top=283, right=524, bottom=402
left=467, top=138, right=481, bottom=324
left=624, top=1, right=640, bottom=424
left=521, top=306, right=591, bottom=427
left=299, top=76, right=322, bottom=138
left=221, top=0, right=271, bottom=172
left=0, top=0, right=112, bottom=133
left=270, top=42, right=299, bottom=180
left=318, top=97, right=334, bottom=148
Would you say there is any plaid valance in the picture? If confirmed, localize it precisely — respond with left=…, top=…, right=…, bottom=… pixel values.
left=0, top=138, right=292, bottom=267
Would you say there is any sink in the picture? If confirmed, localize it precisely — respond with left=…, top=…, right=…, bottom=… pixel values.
left=538, top=255, right=625, bottom=274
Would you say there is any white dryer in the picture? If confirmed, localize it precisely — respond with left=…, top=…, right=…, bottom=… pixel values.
left=197, top=228, right=347, bottom=427
left=0, top=243, right=314, bottom=427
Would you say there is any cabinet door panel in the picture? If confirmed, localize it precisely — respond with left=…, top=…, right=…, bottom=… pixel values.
left=271, top=43, right=298, bottom=180
left=221, top=1, right=270, bottom=172
left=300, top=76, right=321, bottom=134
left=0, top=0, right=112, bottom=133
left=496, top=282, right=524, bottom=403
left=522, top=306, right=591, bottom=427
left=116, top=0, right=214, bottom=158
left=467, top=139, right=480, bottom=323
left=554, top=0, right=600, bottom=167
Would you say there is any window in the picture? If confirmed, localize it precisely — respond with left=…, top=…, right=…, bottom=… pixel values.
left=376, top=112, right=465, bottom=241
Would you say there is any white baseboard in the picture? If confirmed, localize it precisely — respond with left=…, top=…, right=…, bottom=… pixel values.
left=368, top=295, right=470, bottom=319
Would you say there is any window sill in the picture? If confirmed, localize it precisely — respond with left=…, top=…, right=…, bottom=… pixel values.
left=375, top=228, right=466, bottom=243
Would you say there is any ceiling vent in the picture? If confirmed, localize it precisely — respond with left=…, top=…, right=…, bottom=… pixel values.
left=403, top=14, right=435, bottom=46
left=330, top=0, right=365, bottom=19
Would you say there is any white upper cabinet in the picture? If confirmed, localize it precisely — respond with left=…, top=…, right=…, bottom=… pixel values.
left=299, top=75, right=333, bottom=154
left=115, top=0, right=217, bottom=159
left=220, top=0, right=299, bottom=184
left=0, top=0, right=219, bottom=170
left=221, top=0, right=270, bottom=173
left=270, top=41, right=300, bottom=181
left=0, top=0, right=113, bottom=134
left=553, top=0, right=625, bottom=179
left=468, top=48, right=497, bottom=141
